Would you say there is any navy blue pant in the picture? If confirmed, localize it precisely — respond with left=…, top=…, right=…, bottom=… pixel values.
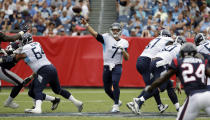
left=136, top=56, right=163, bottom=105
left=28, top=65, right=71, bottom=100
left=103, top=64, right=122, bottom=104
left=150, top=58, right=178, bottom=104
left=136, top=56, right=152, bottom=85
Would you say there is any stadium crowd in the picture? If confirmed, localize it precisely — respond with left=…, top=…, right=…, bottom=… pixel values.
left=0, top=0, right=209, bottom=38
left=116, top=0, right=210, bottom=38
left=0, top=0, right=90, bottom=36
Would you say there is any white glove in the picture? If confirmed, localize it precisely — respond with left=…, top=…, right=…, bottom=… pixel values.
left=156, top=60, right=167, bottom=67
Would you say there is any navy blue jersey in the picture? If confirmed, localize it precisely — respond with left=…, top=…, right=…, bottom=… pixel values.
left=170, top=57, right=208, bottom=96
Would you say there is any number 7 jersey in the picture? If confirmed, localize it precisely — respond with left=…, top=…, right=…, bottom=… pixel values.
left=19, top=42, right=51, bottom=73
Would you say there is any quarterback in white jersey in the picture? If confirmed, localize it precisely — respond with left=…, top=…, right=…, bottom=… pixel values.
left=15, top=33, right=83, bottom=114
left=82, top=18, right=129, bottom=113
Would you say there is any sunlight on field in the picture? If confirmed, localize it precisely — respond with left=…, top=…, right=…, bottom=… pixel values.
left=0, top=88, right=208, bottom=120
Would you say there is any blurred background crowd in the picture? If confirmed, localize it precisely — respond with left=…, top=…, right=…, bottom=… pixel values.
left=0, top=0, right=209, bottom=38
left=116, top=0, right=210, bottom=38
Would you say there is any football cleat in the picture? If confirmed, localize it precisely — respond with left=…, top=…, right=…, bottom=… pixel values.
left=126, top=102, right=136, bottom=113
left=76, top=101, right=83, bottom=112
left=133, top=98, right=142, bottom=115
left=4, top=102, right=19, bottom=109
left=51, top=97, right=60, bottom=110
left=111, top=104, right=120, bottom=113
left=158, top=104, right=169, bottom=113
left=24, top=108, right=42, bottom=114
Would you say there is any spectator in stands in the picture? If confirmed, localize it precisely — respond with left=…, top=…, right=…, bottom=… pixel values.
left=1, top=15, right=12, bottom=32
left=34, top=19, right=46, bottom=34
left=28, top=2, right=37, bottom=17
left=16, top=0, right=28, bottom=12
left=11, top=14, right=25, bottom=33
left=136, top=5, right=146, bottom=23
left=43, top=21, right=58, bottom=36
left=33, top=11, right=45, bottom=25
left=3, top=2, right=14, bottom=17
left=78, top=0, right=89, bottom=20
left=141, top=29, right=151, bottom=37
left=63, top=1, right=74, bottom=18
left=117, top=0, right=130, bottom=16
left=60, top=10, right=71, bottom=35
left=31, top=26, right=42, bottom=36
left=199, top=14, right=210, bottom=32
left=40, top=2, right=51, bottom=20
left=50, top=12, right=63, bottom=30
left=58, top=28, right=67, bottom=36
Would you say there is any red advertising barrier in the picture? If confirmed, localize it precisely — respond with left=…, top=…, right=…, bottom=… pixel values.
left=1, top=36, right=193, bottom=87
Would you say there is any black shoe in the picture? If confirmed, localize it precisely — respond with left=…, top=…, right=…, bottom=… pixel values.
left=51, top=98, right=60, bottom=110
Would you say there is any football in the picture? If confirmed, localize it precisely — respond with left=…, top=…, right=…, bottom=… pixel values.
left=72, top=6, right=82, bottom=13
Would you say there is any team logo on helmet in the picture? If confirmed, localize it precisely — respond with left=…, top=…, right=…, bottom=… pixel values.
left=175, top=36, right=186, bottom=45
left=22, top=33, right=33, bottom=46
left=109, top=22, right=122, bottom=38
left=194, top=33, right=206, bottom=46
left=159, top=29, right=171, bottom=37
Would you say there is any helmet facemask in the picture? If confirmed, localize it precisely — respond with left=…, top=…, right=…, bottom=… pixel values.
left=109, top=23, right=122, bottom=38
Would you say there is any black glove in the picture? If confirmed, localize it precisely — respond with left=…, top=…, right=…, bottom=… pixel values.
left=2, top=56, right=15, bottom=63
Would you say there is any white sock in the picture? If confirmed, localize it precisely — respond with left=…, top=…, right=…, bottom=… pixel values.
left=69, top=95, right=81, bottom=106
left=35, top=100, right=42, bottom=110
left=139, top=96, right=145, bottom=102
left=6, top=96, right=13, bottom=104
left=175, top=103, right=180, bottom=110
left=45, top=95, right=55, bottom=101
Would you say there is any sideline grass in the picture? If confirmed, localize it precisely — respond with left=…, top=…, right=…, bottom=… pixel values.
left=0, top=88, right=208, bottom=120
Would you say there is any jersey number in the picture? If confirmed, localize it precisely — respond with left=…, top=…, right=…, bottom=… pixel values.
left=181, top=63, right=205, bottom=83
left=146, top=38, right=161, bottom=49
left=31, top=46, right=44, bottom=59
left=204, top=43, right=210, bottom=52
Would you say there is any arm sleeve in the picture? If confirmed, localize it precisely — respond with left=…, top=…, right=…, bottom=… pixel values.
left=96, top=34, right=104, bottom=44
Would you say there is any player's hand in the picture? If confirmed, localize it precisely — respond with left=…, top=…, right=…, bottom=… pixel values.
left=81, top=18, right=87, bottom=25
left=144, top=85, right=152, bottom=93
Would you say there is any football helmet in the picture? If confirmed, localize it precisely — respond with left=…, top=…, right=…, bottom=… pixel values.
left=159, top=29, right=171, bottom=37
left=109, top=22, right=122, bottom=38
left=180, top=42, right=197, bottom=58
left=22, top=33, right=33, bottom=46
left=194, top=33, right=206, bottom=46
left=175, top=36, right=186, bottom=45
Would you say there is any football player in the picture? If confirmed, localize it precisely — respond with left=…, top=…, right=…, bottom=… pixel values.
left=194, top=33, right=210, bottom=87
left=81, top=18, right=129, bottom=112
left=128, top=30, right=174, bottom=114
left=145, top=42, right=210, bottom=120
left=13, top=33, right=83, bottom=114
left=129, top=36, right=186, bottom=114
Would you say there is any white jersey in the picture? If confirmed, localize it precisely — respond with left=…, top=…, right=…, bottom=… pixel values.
left=155, top=43, right=181, bottom=65
left=102, top=33, right=129, bottom=65
left=197, top=40, right=210, bottom=54
left=197, top=40, right=210, bottom=85
left=19, top=42, right=51, bottom=73
left=140, top=36, right=174, bottom=58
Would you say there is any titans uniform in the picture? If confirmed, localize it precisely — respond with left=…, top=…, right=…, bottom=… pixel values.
left=96, top=33, right=128, bottom=105
left=170, top=57, right=210, bottom=120
left=137, top=36, right=174, bottom=85
left=196, top=40, right=210, bottom=86
left=18, top=42, right=71, bottom=101
left=150, top=44, right=181, bottom=90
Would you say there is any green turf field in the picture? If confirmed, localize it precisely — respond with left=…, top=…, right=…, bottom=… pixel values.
left=0, top=88, right=208, bottom=120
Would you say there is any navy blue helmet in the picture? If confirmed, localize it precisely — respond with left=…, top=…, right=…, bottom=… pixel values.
left=175, top=36, right=186, bottom=45
left=22, top=33, right=33, bottom=45
left=180, top=42, right=197, bottom=58
left=159, top=29, right=171, bottom=37
left=194, top=33, right=206, bottom=46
